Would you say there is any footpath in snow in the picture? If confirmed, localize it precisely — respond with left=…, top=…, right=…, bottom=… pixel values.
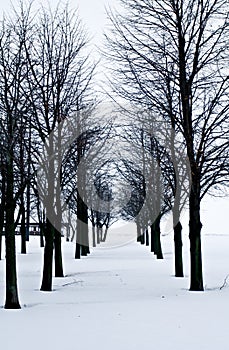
left=0, top=231, right=229, bottom=350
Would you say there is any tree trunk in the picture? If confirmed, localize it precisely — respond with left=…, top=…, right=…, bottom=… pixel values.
left=145, top=228, right=149, bottom=246
left=75, top=203, right=83, bottom=259
left=150, top=224, right=155, bottom=253
left=140, top=229, right=145, bottom=245
left=174, top=221, right=183, bottom=277
left=40, top=226, right=45, bottom=248
left=26, top=113, right=32, bottom=242
left=136, top=221, right=141, bottom=243
left=177, top=18, right=204, bottom=291
left=92, top=224, right=96, bottom=247
left=102, top=226, right=109, bottom=242
left=54, top=228, right=64, bottom=277
left=76, top=162, right=89, bottom=256
left=40, top=210, right=45, bottom=248
left=91, top=209, right=96, bottom=247
left=20, top=200, right=26, bottom=254
left=40, top=219, right=55, bottom=291
left=4, top=155, right=21, bottom=309
left=75, top=217, right=81, bottom=260
left=66, top=226, right=70, bottom=242
left=75, top=242, right=81, bottom=259
left=66, top=211, right=71, bottom=242
left=36, top=196, right=44, bottom=247
left=81, top=208, right=89, bottom=256
left=25, top=183, right=30, bottom=242
left=100, top=227, right=103, bottom=242
left=81, top=245, right=88, bottom=256
left=96, top=224, right=100, bottom=244
left=189, top=188, right=204, bottom=291
left=152, top=215, right=163, bottom=259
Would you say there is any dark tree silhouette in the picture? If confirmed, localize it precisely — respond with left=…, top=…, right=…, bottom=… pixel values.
left=0, top=9, right=31, bottom=308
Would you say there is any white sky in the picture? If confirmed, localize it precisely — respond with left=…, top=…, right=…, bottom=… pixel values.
left=0, top=0, right=117, bottom=44
left=0, top=0, right=119, bottom=90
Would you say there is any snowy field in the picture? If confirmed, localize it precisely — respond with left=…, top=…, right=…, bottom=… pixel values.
left=0, top=217, right=229, bottom=350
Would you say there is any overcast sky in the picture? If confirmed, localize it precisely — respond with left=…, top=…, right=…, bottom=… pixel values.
left=0, top=0, right=119, bottom=88
left=0, top=0, right=117, bottom=44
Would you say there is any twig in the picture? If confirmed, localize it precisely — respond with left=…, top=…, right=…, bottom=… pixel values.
left=220, top=274, right=229, bottom=290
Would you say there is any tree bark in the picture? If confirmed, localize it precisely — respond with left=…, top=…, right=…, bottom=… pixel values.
left=54, top=228, right=64, bottom=277
left=37, top=206, right=45, bottom=248
left=40, top=223, right=45, bottom=248
left=189, top=187, right=204, bottom=291
left=174, top=221, right=183, bottom=277
left=145, top=228, right=149, bottom=246
left=92, top=224, right=96, bottom=247
left=152, top=215, right=163, bottom=259
left=40, top=219, right=55, bottom=291
left=102, top=226, right=109, bottom=242
left=140, top=228, right=145, bottom=245
left=96, top=224, right=100, bottom=245
left=150, top=224, right=155, bottom=253
left=75, top=191, right=89, bottom=258
left=81, top=207, right=89, bottom=256
left=136, top=221, right=141, bottom=243
left=75, top=241, right=81, bottom=259
left=20, top=200, right=26, bottom=254
left=4, top=154, right=21, bottom=309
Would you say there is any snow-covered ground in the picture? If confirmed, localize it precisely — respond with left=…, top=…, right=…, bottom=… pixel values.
left=0, top=216, right=229, bottom=350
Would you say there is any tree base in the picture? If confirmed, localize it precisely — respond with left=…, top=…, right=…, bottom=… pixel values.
left=40, top=287, right=52, bottom=292
left=189, top=285, right=204, bottom=292
left=175, top=273, right=184, bottom=278
left=4, top=302, right=21, bottom=309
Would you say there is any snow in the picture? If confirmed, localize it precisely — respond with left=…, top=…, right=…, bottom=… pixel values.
left=0, top=221, right=229, bottom=350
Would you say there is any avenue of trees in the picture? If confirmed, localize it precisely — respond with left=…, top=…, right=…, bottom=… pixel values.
left=0, top=0, right=228, bottom=309
left=105, top=0, right=229, bottom=291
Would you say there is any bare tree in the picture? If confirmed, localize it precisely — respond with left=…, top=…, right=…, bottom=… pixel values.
left=0, top=10, right=31, bottom=308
